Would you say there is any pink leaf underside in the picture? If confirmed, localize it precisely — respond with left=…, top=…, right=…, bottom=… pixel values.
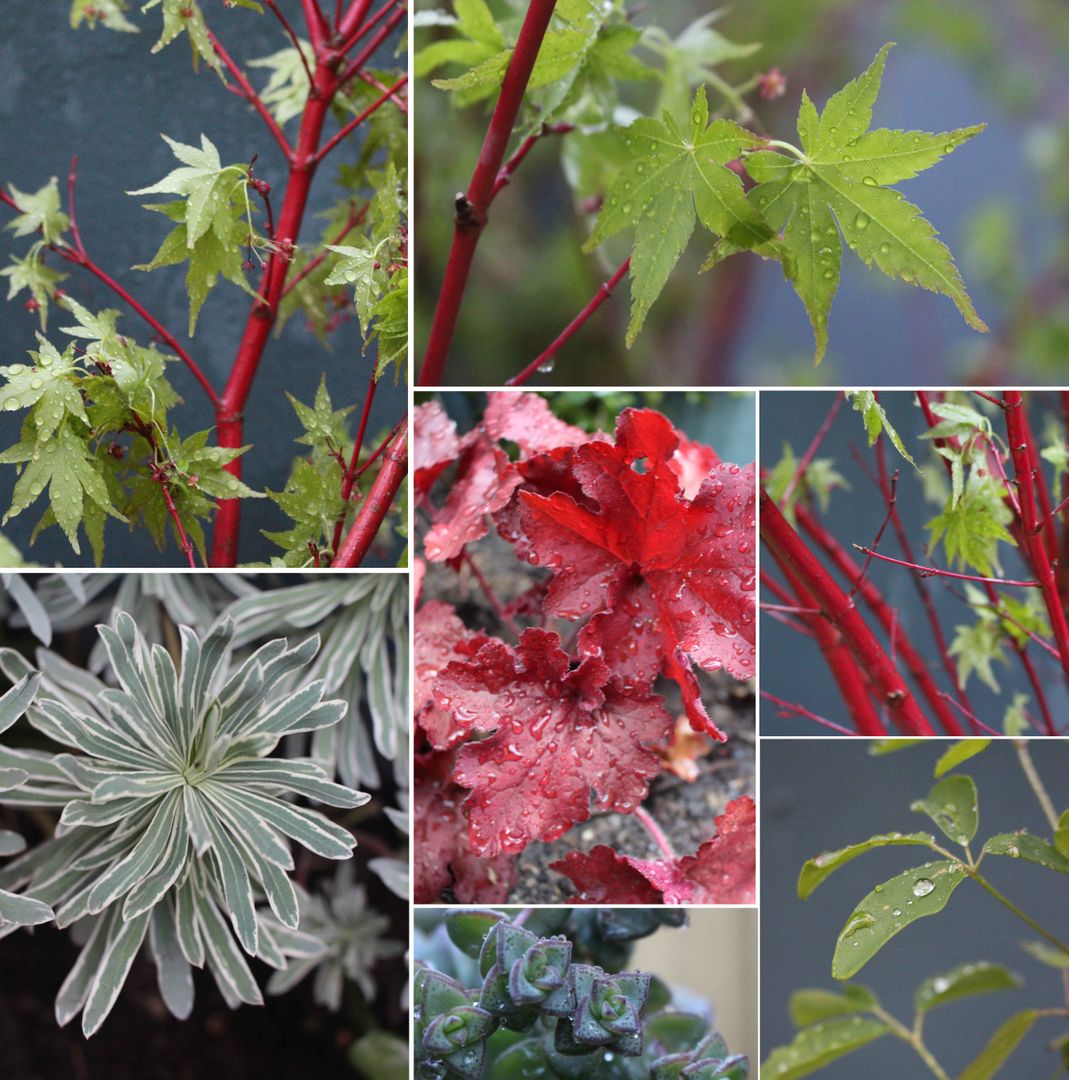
left=414, top=601, right=492, bottom=750
left=483, top=390, right=590, bottom=457
left=437, top=629, right=673, bottom=858
left=413, top=400, right=462, bottom=501
left=551, top=795, right=756, bottom=904
left=517, top=408, right=756, bottom=680
left=414, top=750, right=516, bottom=904
left=670, top=434, right=720, bottom=500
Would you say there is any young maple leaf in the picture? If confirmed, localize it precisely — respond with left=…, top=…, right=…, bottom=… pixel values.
left=142, top=0, right=224, bottom=76
left=413, top=749, right=516, bottom=904
left=437, top=629, right=673, bottom=858
left=583, top=86, right=774, bottom=344
left=414, top=600, right=490, bottom=751
left=517, top=408, right=755, bottom=736
left=3, top=179, right=70, bottom=244
left=552, top=796, right=756, bottom=904
left=744, top=43, right=987, bottom=363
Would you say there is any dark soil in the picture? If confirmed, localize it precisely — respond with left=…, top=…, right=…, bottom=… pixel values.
left=421, top=530, right=757, bottom=905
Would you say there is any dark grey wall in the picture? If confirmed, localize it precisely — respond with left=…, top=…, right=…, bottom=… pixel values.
left=0, top=3, right=405, bottom=565
left=759, top=390, right=1069, bottom=734
left=761, top=739, right=1069, bottom=1077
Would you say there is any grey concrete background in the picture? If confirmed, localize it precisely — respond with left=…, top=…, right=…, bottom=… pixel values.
left=0, top=2, right=405, bottom=566
left=761, top=738, right=1069, bottom=1077
left=759, top=390, right=1069, bottom=735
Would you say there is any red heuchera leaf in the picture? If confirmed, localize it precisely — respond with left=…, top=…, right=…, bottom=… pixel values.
left=551, top=796, right=756, bottom=904
left=413, top=401, right=462, bottom=501
left=484, top=391, right=589, bottom=457
left=518, top=409, right=755, bottom=726
left=414, top=601, right=492, bottom=750
left=414, top=750, right=516, bottom=904
left=436, top=628, right=673, bottom=857
left=423, top=434, right=521, bottom=562
left=670, top=433, right=720, bottom=500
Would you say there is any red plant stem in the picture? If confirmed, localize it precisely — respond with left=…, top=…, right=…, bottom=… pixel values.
left=770, top=546, right=889, bottom=736
left=265, top=0, right=315, bottom=88
left=339, top=0, right=401, bottom=57
left=335, top=0, right=345, bottom=29
left=795, top=504, right=964, bottom=736
left=210, top=32, right=292, bottom=161
left=339, top=6, right=408, bottom=87
left=338, top=0, right=376, bottom=41
left=973, top=391, right=1005, bottom=408
left=315, top=75, right=408, bottom=162
left=761, top=602, right=822, bottom=616
left=211, top=59, right=343, bottom=566
left=761, top=490, right=934, bottom=734
left=761, top=692, right=858, bottom=736
left=301, top=0, right=331, bottom=51
left=1003, top=390, right=1069, bottom=681
left=874, top=438, right=976, bottom=727
left=852, top=546, right=1040, bottom=588
left=333, top=426, right=407, bottom=567
left=634, top=807, right=677, bottom=862
left=419, top=0, right=560, bottom=385
left=463, top=549, right=523, bottom=641
left=66, top=157, right=87, bottom=258
left=761, top=571, right=814, bottom=636
left=491, top=122, right=574, bottom=199
left=354, top=68, right=409, bottom=112
left=159, top=481, right=198, bottom=568
left=508, top=258, right=630, bottom=386
left=780, top=392, right=843, bottom=507
left=937, top=693, right=1006, bottom=738
left=330, top=368, right=379, bottom=553
left=1017, top=399, right=1058, bottom=560
left=282, top=201, right=369, bottom=296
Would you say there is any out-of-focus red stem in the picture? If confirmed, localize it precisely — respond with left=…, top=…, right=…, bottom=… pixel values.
left=333, top=427, right=407, bottom=567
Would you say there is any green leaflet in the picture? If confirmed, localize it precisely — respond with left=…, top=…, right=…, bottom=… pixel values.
left=70, top=0, right=139, bottom=31
left=1, top=247, right=67, bottom=330
left=0, top=338, right=88, bottom=443
left=844, top=390, right=915, bottom=466
left=745, top=43, right=986, bottom=363
left=788, top=985, right=878, bottom=1027
left=142, top=0, right=223, bottom=76
left=958, top=1011, right=1037, bottom=1080
left=926, top=469, right=1014, bottom=577
left=913, top=961, right=1020, bottom=1014
left=584, top=86, right=773, bottom=344
left=761, top=1016, right=889, bottom=1079
left=909, top=774, right=979, bottom=845
left=797, top=832, right=936, bottom=899
left=4, top=179, right=69, bottom=244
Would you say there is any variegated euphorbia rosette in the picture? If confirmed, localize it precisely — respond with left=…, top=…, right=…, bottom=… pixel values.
left=0, top=612, right=368, bottom=1036
left=0, top=671, right=53, bottom=928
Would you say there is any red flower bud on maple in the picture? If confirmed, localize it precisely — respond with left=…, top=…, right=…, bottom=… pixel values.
left=757, top=67, right=788, bottom=100
left=24, top=298, right=40, bottom=312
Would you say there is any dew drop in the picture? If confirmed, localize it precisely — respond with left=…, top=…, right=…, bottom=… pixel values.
left=3, top=399, right=18, bottom=411
left=912, top=878, right=935, bottom=897
left=537, top=355, right=556, bottom=375
left=854, top=213, right=871, bottom=231
left=29, top=377, right=43, bottom=390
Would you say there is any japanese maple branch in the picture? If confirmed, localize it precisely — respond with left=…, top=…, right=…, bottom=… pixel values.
left=333, top=425, right=407, bottom=567
left=761, top=490, right=935, bottom=735
left=330, top=366, right=379, bottom=554
left=508, top=259, right=631, bottom=386
left=282, top=201, right=369, bottom=296
left=315, top=75, right=408, bottom=162
left=780, top=392, right=843, bottom=507
left=339, top=4, right=408, bottom=88
left=419, top=0, right=560, bottom=385
left=339, top=0, right=402, bottom=58
left=491, top=121, right=574, bottom=198
left=1003, top=390, right=1069, bottom=681
left=760, top=692, right=857, bottom=736
left=210, top=32, right=293, bottom=161
left=300, top=0, right=331, bottom=52
left=851, top=547, right=1040, bottom=588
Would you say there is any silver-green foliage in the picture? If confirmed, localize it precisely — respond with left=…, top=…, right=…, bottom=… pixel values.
left=0, top=611, right=368, bottom=1036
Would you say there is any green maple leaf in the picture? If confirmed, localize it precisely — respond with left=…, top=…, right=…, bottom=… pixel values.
left=583, top=86, right=774, bottom=344
left=326, top=243, right=384, bottom=337
left=142, top=0, right=223, bottom=76
left=1, top=247, right=67, bottom=329
left=845, top=390, right=916, bottom=466
left=414, top=0, right=505, bottom=87
left=288, top=376, right=354, bottom=448
left=370, top=270, right=407, bottom=381
left=169, top=430, right=263, bottom=501
left=926, top=472, right=1014, bottom=576
left=0, top=425, right=123, bottom=554
left=0, top=338, right=88, bottom=444
left=70, top=0, right=139, bottom=32
left=248, top=40, right=315, bottom=126
left=745, top=43, right=987, bottom=363
left=264, top=457, right=347, bottom=565
left=4, top=179, right=69, bottom=244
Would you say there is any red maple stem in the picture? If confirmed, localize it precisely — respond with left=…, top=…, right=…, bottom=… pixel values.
left=491, top=122, right=575, bottom=199
left=282, top=201, right=369, bottom=296
left=761, top=489, right=935, bottom=735
left=339, top=0, right=401, bottom=57
left=210, top=52, right=346, bottom=567
left=159, top=481, right=198, bottom=568
left=508, top=258, right=630, bottom=386
left=852, top=546, right=1040, bottom=588
left=1003, top=390, right=1069, bottom=681
left=315, top=75, right=408, bottom=162
left=330, top=367, right=379, bottom=554
left=795, top=503, right=964, bottom=736
left=634, top=807, right=677, bottom=862
left=780, top=392, right=842, bottom=506
left=265, top=0, right=316, bottom=87
left=210, top=32, right=292, bottom=161
left=761, top=692, right=857, bottom=736
left=338, top=0, right=375, bottom=40
left=333, top=426, right=407, bottom=567
left=301, top=0, right=331, bottom=51
left=340, top=5, right=408, bottom=87
left=418, top=0, right=560, bottom=386
left=353, top=68, right=409, bottom=113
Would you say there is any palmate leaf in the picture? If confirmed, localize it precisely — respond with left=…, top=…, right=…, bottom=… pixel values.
left=4, top=179, right=70, bottom=244
left=745, top=43, right=987, bottom=362
left=248, top=40, right=315, bottom=126
left=141, top=0, right=223, bottom=76
left=0, top=612, right=368, bottom=1034
left=1, top=246, right=67, bottom=330
left=584, top=87, right=774, bottom=344
left=70, top=0, right=139, bottom=32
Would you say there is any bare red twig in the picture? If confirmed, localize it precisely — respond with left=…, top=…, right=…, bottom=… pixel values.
left=761, top=692, right=858, bottom=736
left=339, top=5, right=408, bottom=88
left=339, top=0, right=401, bottom=57
left=508, top=259, right=630, bottom=386
left=462, top=549, right=523, bottom=641
left=333, top=426, right=407, bottom=567
left=301, top=0, right=331, bottom=52
left=158, top=477, right=198, bottom=569
left=419, top=0, right=560, bottom=385
left=353, top=68, right=409, bottom=113
left=491, top=122, right=575, bottom=199
left=330, top=367, right=379, bottom=554
left=209, top=31, right=293, bottom=161
left=315, top=75, right=408, bottom=163
left=780, top=392, right=842, bottom=507
left=851, top=546, right=1040, bottom=588
left=264, top=0, right=315, bottom=89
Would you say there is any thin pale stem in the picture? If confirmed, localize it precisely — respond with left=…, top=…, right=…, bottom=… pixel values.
left=1014, top=740, right=1060, bottom=831
left=463, top=549, right=523, bottom=641
left=871, top=1005, right=950, bottom=1080
left=635, top=807, right=677, bottom=862
left=972, top=871, right=1069, bottom=956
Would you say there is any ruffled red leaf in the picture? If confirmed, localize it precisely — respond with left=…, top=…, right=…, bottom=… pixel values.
left=436, top=629, right=673, bottom=857
left=413, top=750, right=516, bottom=904
left=551, top=796, right=756, bottom=905
left=414, top=601, right=492, bottom=750
left=484, top=391, right=589, bottom=457
left=413, top=401, right=462, bottom=501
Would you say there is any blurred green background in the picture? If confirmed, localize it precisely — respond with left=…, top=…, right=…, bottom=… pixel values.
left=414, top=0, right=1069, bottom=386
